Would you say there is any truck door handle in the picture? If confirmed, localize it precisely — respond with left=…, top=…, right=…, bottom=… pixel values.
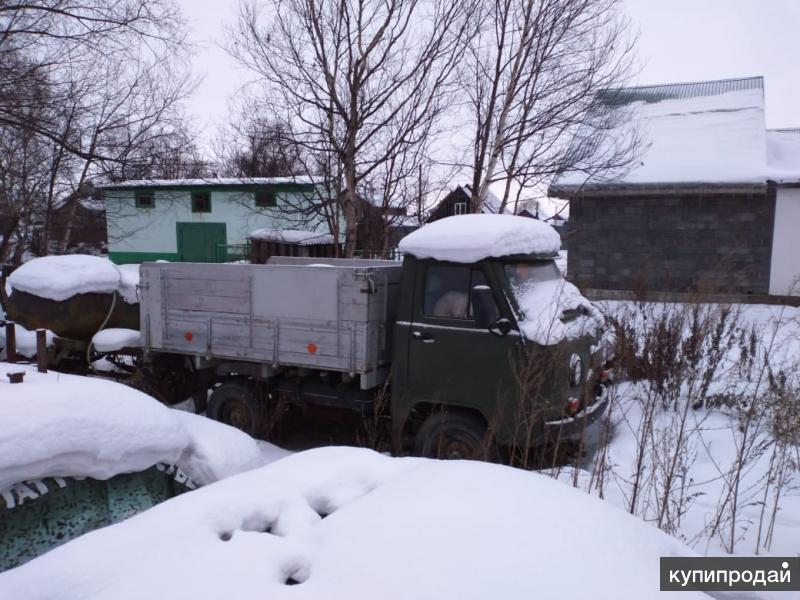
left=412, top=330, right=435, bottom=343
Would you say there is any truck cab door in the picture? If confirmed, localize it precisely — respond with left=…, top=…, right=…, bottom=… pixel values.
left=404, top=261, right=519, bottom=421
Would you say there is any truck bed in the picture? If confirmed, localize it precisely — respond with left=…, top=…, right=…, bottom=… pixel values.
left=139, top=257, right=402, bottom=389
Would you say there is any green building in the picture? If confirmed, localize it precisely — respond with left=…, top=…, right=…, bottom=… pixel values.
left=102, top=177, right=329, bottom=264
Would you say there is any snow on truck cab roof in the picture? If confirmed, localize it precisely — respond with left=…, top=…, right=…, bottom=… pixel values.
left=398, top=214, right=561, bottom=263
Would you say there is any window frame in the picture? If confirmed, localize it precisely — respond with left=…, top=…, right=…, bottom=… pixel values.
left=135, top=191, right=154, bottom=209
left=255, top=189, right=277, bottom=208
left=191, top=191, right=211, bottom=213
left=421, top=264, right=496, bottom=323
left=454, top=201, right=467, bottom=215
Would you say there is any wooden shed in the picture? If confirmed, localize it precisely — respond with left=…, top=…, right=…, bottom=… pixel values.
left=248, top=229, right=340, bottom=264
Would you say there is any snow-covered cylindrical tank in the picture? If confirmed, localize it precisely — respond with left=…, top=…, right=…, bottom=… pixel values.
left=1, top=256, right=139, bottom=341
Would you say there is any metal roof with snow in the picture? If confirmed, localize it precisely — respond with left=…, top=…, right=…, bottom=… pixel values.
left=551, top=75, right=770, bottom=195
left=100, top=177, right=315, bottom=190
left=597, top=76, right=764, bottom=107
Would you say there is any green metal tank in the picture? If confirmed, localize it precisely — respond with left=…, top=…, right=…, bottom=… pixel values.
left=0, top=284, right=138, bottom=342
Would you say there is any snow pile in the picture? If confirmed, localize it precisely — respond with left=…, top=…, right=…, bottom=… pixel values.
left=399, top=214, right=561, bottom=263
left=173, top=411, right=285, bottom=486
left=6, top=256, right=140, bottom=304
left=0, top=447, right=709, bottom=600
left=0, top=364, right=284, bottom=491
left=0, top=366, right=190, bottom=490
left=116, top=263, right=140, bottom=304
left=766, top=129, right=800, bottom=183
left=8, top=255, right=121, bottom=302
left=556, top=87, right=768, bottom=188
left=512, top=278, right=604, bottom=345
left=90, top=328, right=141, bottom=352
left=249, top=229, right=334, bottom=245
left=0, top=325, right=54, bottom=359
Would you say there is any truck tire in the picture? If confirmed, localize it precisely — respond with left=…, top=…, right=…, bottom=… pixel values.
left=414, top=412, right=494, bottom=460
left=207, top=381, right=263, bottom=437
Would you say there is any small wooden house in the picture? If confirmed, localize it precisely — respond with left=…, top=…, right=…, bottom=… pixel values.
left=248, top=229, right=340, bottom=263
left=426, top=185, right=502, bottom=223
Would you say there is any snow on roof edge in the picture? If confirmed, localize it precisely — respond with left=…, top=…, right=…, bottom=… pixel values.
left=248, top=228, right=335, bottom=245
left=101, top=176, right=315, bottom=190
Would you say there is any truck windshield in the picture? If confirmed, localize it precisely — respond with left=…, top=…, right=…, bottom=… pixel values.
left=504, top=262, right=561, bottom=291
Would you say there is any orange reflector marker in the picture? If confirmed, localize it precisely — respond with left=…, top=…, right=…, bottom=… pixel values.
left=307, top=343, right=318, bottom=354
left=566, top=397, right=580, bottom=414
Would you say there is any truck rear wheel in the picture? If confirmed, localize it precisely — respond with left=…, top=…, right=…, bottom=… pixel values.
left=207, top=381, right=263, bottom=437
left=414, top=412, right=493, bottom=460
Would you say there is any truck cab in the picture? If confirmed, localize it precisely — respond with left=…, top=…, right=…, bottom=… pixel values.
left=391, top=214, right=610, bottom=459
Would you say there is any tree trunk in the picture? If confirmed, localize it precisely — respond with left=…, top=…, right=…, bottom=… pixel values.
left=0, top=213, right=21, bottom=263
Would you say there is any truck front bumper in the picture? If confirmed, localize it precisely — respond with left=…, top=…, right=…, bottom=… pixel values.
left=543, top=383, right=609, bottom=439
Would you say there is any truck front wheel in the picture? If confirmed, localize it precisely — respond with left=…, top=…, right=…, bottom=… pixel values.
left=414, top=412, right=494, bottom=460
left=207, top=381, right=263, bottom=437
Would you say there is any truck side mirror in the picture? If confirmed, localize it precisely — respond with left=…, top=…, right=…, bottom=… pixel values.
left=471, top=285, right=498, bottom=330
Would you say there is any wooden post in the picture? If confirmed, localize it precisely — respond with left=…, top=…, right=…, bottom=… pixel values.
left=36, top=329, right=47, bottom=373
left=4, top=321, right=16, bottom=363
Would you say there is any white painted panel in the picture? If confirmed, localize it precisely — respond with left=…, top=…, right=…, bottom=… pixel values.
left=252, top=267, right=340, bottom=321
left=769, top=188, right=800, bottom=295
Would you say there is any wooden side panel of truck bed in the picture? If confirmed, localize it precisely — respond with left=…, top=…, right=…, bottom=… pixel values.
left=139, top=258, right=402, bottom=389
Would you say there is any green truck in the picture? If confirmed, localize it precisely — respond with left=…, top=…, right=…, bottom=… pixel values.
left=138, top=214, right=612, bottom=459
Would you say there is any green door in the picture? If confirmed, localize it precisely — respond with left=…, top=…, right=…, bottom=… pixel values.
left=406, top=261, right=520, bottom=429
left=176, top=222, right=227, bottom=262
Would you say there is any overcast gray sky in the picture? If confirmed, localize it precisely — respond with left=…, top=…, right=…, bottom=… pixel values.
left=179, top=0, right=800, bottom=151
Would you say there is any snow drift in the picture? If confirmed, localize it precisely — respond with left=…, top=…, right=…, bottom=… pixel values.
left=0, top=364, right=280, bottom=490
left=0, top=446, right=713, bottom=600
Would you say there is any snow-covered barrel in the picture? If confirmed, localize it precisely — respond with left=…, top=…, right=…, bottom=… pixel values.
left=1, top=256, right=139, bottom=341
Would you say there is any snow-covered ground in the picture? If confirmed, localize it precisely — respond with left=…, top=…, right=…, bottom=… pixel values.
left=1, top=299, right=797, bottom=597
left=551, top=301, right=800, bottom=558
left=0, top=446, right=718, bottom=600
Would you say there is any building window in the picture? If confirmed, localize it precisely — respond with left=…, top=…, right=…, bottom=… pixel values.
left=255, top=189, right=276, bottom=207
left=454, top=201, right=467, bottom=215
left=192, top=191, right=211, bottom=213
left=135, top=192, right=154, bottom=208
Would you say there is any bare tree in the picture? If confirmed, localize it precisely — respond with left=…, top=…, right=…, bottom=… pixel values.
left=461, top=0, right=637, bottom=213
left=0, top=0, right=187, bottom=160
left=229, top=0, right=473, bottom=255
left=215, top=96, right=304, bottom=178
left=107, top=122, right=209, bottom=182
left=0, top=1, right=196, bottom=257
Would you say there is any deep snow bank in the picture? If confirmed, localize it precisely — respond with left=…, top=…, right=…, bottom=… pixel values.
left=0, top=446, right=712, bottom=600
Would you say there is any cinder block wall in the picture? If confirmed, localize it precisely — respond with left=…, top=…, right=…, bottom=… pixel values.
left=565, top=189, right=776, bottom=294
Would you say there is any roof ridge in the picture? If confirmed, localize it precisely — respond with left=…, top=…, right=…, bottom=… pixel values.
left=606, top=75, right=763, bottom=93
